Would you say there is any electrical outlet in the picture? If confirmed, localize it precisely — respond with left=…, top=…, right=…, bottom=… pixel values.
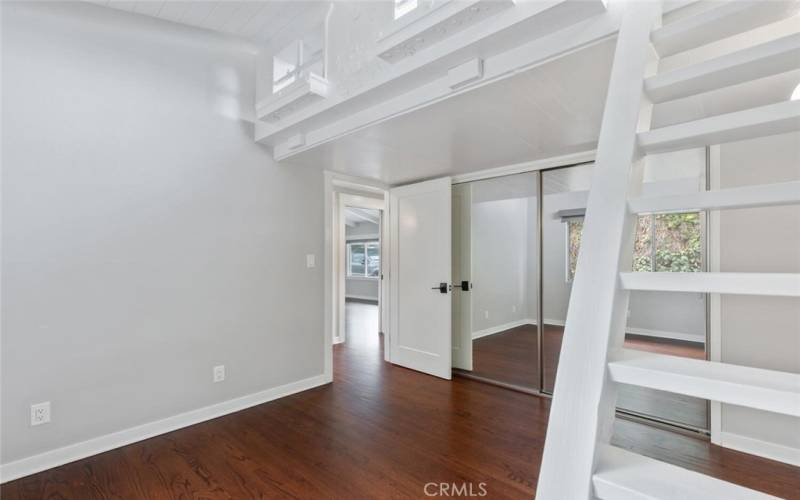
left=512, top=305, right=517, bottom=313
left=31, top=402, right=50, bottom=426
left=213, top=365, right=225, bottom=383
left=484, top=310, right=489, bottom=320
left=306, top=254, right=316, bottom=268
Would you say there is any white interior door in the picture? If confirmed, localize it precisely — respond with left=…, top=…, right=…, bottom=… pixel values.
left=390, top=177, right=452, bottom=379
left=451, top=183, right=472, bottom=370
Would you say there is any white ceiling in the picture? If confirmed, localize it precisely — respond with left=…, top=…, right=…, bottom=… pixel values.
left=84, top=0, right=328, bottom=45
left=345, top=207, right=380, bottom=227
left=285, top=38, right=617, bottom=185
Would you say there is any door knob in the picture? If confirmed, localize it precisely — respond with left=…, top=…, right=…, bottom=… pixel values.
left=451, top=281, right=470, bottom=291
left=431, top=282, right=448, bottom=294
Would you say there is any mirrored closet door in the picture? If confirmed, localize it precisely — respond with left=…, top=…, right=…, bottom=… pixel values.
left=541, top=156, right=709, bottom=432
left=452, top=157, right=709, bottom=433
left=451, top=172, right=540, bottom=391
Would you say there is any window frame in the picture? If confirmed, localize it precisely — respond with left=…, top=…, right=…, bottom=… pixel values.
left=394, top=0, right=419, bottom=19
left=564, top=211, right=703, bottom=282
left=346, top=239, right=380, bottom=279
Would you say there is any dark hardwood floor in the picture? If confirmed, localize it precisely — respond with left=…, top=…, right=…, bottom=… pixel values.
left=472, top=323, right=708, bottom=428
left=3, top=304, right=798, bottom=499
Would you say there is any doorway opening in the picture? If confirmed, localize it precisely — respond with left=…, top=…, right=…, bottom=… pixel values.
left=324, top=173, right=389, bottom=383
left=342, top=207, right=382, bottom=351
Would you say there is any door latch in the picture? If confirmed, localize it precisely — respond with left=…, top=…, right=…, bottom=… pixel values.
left=451, top=281, right=470, bottom=291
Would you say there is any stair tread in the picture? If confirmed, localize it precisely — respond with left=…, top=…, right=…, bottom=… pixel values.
left=651, top=0, right=800, bottom=57
left=646, top=32, right=800, bottom=103
left=638, top=100, right=800, bottom=154
left=608, top=349, right=800, bottom=417
left=628, top=181, right=800, bottom=214
left=593, top=445, right=779, bottom=499
left=619, top=272, right=800, bottom=297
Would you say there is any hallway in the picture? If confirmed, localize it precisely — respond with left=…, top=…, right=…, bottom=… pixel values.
left=4, top=310, right=799, bottom=498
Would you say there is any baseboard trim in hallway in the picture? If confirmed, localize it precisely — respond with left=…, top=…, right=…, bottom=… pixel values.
left=0, top=374, right=330, bottom=484
left=719, top=431, right=800, bottom=467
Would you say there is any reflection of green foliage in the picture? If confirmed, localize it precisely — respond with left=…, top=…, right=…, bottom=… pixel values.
left=567, top=211, right=701, bottom=281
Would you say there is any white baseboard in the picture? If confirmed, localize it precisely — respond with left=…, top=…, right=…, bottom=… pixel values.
left=0, top=374, right=330, bottom=484
left=345, top=294, right=378, bottom=302
left=470, top=319, right=702, bottom=344
left=625, top=326, right=704, bottom=344
left=472, top=319, right=535, bottom=340
left=719, top=431, right=800, bottom=467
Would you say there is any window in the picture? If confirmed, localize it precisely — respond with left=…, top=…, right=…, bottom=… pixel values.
left=566, top=211, right=702, bottom=281
left=347, top=241, right=380, bottom=278
left=566, top=218, right=583, bottom=282
left=648, top=212, right=703, bottom=272
left=394, top=0, right=418, bottom=19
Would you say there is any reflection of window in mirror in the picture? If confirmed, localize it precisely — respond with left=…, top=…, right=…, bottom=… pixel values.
left=565, top=212, right=701, bottom=281
left=394, top=0, right=418, bottom=19
left=566, top=218, right=583, bottom=282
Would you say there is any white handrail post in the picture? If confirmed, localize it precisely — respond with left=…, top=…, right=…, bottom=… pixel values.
left=536, top=2, right=663, bottom=499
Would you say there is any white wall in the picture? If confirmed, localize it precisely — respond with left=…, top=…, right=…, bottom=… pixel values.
left=717, top=131, right=800, bottom=463
left=345, top=220, right=379, bottom=301
left=469, top=174, right=538, bottom=336
left=1, top=1, right=324, bottom=468
left=471, top=198, right=534, bottom=333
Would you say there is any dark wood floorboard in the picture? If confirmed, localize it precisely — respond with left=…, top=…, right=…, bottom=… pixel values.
left=472, top=323, right=708, bottom=428
left=2, top=303, right=798, bottom=499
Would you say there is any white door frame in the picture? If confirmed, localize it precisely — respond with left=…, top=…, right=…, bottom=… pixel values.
left=324, top=172, right=391, bottom=382
left=337, top=193, right=386, bottom=345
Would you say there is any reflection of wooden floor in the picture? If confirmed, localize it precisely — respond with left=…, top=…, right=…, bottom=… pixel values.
left=471, top=324, right=539, bottom=387
left=471, top=324, right=707, bottom=428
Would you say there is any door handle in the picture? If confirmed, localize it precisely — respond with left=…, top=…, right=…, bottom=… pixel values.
left=431, top=282, right=448, bottom=294
left=451, top=281, right=470, bottom=291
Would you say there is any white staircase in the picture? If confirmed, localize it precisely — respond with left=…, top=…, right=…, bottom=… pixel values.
left=536, top=1, right=800, bottom=499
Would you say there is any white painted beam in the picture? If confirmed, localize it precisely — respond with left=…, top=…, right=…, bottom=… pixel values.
left=645, top=33, right=800, bottom=103
left=376, top=0, right=514, bottom=64
left=262, top=0, right=613, bottom=158
left=628, top=181, right=800, bottom=214
left=651, top=0, right=800, bottom=58
left=609, top=349, right=800, bottom=417
left=593, top=445, right=779, bottom=500
left=619, top=272, right=800, bottom=297
left=638, top=100, right=800, bottom=155
left=256, top=75, right=330, bottom=123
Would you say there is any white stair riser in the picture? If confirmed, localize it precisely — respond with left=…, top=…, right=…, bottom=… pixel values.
left=646, top=33, right=800, bottom=103
left=639, top=101, right=800, bottom=155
